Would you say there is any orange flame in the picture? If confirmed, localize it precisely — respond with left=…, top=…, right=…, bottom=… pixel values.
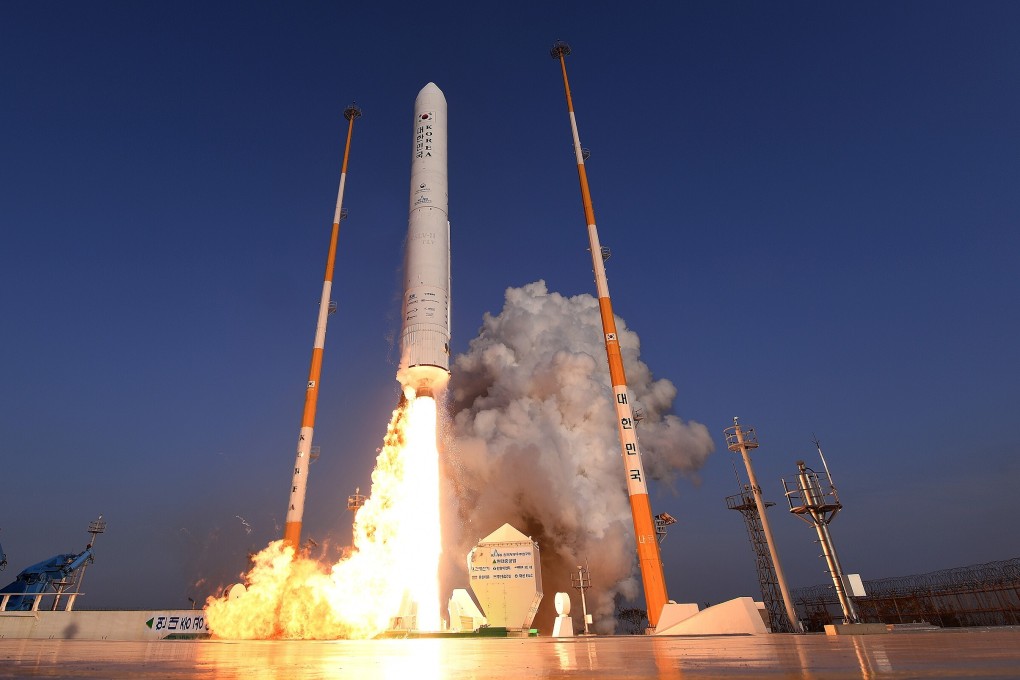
left=206, top=396, right=443, bottom=639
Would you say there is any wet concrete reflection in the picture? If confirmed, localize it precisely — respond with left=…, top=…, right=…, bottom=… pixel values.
left=2, top=628, right=1019, bottom=678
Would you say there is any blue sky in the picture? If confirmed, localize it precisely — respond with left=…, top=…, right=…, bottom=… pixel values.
left=2, top=1, right=1018, bottom=612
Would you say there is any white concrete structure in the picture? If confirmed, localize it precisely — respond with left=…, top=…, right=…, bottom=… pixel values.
left=468, top=524, right=542, bottom=630
left=389, top=591, right=418, bottom=631
left=654, top=597, right=768, bottom=636
left=845, top=573, right=867, bottom=597
left=448, top=589, right=487, bottom=633
left=0, top=609, right=209, bottom=640
left=552, top=592, right=574, bottom=637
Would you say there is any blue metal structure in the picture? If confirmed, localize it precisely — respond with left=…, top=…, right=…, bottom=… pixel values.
left=0, top=517, right=104, bottom=612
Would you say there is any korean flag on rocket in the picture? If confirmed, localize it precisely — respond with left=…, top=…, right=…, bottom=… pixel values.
left=416, top=111, right=436, bottom=159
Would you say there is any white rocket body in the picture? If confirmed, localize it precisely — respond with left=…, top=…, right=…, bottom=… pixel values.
left=399, top=83, right=451, bottom=397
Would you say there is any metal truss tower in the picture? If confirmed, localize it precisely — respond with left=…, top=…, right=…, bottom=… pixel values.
left=727, top=485, right=796, bottom=633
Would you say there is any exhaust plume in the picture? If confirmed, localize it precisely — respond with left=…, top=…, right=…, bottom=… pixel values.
left=445, top=281, right=713, bottom=632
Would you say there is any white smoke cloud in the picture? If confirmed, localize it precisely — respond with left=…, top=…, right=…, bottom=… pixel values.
left=443, top=281, right=713, bottom=632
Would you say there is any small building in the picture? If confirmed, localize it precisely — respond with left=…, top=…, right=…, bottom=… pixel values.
left=467, top=524, right=543, bottom=630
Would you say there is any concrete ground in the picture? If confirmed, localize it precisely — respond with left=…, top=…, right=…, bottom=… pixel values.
left=2, top=627, right=1019, bottom=678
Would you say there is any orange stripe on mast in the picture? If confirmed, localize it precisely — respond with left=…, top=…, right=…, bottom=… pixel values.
left=558, top=54, right=575, bottom=114
left=283, top=103, right=362, bottom=551
left=300, top=347, right=324, bottom=428
left=321, top=108, right=356, bottom=284
left=550, top=41, right=670, bottom=627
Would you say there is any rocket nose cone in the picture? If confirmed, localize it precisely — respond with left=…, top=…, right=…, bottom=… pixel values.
left=416, top=81, right=446, bottom=105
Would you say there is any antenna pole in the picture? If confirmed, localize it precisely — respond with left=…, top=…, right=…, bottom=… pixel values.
left=283, top=103, right=362, bottom=550
left=550, top=41, right=669, bottom=627
left=813, top=435, right=838, bottom=499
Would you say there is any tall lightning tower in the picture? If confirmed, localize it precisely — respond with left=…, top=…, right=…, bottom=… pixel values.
left=550, top=40, right=669, bottom=627
left=283, top=103, right=362, bottom=550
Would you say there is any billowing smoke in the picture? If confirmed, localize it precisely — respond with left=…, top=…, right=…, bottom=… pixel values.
left=443, top=281, right=713, bottom=632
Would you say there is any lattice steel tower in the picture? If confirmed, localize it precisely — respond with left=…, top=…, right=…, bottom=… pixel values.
left=727, top=484, right=795, bottom=632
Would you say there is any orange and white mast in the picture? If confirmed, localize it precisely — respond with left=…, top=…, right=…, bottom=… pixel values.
left=549, top=41, right=669, bottom=627
left=283, top=103, right=362, bottom=550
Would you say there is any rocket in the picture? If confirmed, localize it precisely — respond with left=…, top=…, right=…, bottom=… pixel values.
left=398, top=83, right=450, bottom=399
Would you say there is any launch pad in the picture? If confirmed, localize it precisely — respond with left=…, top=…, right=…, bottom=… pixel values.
left=7, top=628, right=1020, bottom=678
left=378, top=626, right=537, bottom=639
